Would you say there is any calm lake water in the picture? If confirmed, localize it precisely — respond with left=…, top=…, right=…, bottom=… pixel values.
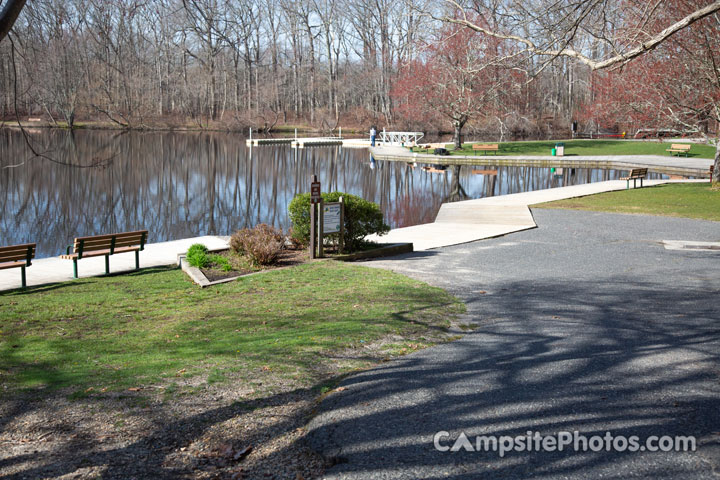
left=0, top=129, right=661, bottom=257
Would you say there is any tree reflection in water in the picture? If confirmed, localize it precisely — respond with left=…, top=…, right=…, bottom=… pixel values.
left=1, top=129, right=639, bottom=257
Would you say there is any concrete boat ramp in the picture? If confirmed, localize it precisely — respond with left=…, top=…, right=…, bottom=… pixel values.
left=368, top=179, right=708, bottom=251
left=365, top=144, right=713, bottom=250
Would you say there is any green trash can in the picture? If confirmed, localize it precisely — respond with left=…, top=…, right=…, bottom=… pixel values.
left=551, top=148, right=556, bottom=156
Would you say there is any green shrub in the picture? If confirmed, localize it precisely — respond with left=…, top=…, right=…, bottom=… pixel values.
left=288, top=192, right=390, bottom=252
left=186, top=243, right=210, bottom=268
left=230, top=224, right=285, bottom=266
left=188, top=243, right=233, bottom=271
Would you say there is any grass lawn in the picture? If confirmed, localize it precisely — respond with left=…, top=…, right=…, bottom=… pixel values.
left=415, top=139, right=717, bottom=159
left=533, top=183, right=720, bottom=222
left=0, top=262, right=464, bottom=397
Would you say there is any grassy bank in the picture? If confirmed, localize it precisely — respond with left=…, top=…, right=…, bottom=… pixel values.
left=533, top=183, right=720, bottom=222
left=425, top=140, right=717, bottom=159
left=0, top=262, right=463, bottom=397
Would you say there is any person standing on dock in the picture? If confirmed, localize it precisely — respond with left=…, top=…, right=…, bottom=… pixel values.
left=370, top=126, right=377, bottom=147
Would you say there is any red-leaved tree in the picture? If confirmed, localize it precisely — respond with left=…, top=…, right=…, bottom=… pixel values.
left=393, top=22, right=514, bottom=149
left=577, top=0, right=720, bottom=179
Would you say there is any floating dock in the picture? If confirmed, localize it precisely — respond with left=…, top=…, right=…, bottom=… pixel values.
left=246, top=137, right=344, bottom=147
left=292, top=137, right=342, bottom=148
left=245, top=137, right=381, bottom=149
left=246, top=130, right=422, bottom=148
left=245, top=138, right=294, bottom=146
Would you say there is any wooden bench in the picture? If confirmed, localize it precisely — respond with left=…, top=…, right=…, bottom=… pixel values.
left=620, top=168, right=648, bottom=189
left=0, top=243, right=36, bottom=288
left=666, top=143, right=691, bottom=157
left=60, top=230, right=148, bottom=278
left=473, top=144, right=499, bottom=155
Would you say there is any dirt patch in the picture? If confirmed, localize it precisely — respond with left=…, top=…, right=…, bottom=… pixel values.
left=0, top=375, right=327, bottom=479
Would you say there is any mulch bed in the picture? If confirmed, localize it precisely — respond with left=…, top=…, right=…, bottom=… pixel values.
left=200, top=249, right=310, bottom=283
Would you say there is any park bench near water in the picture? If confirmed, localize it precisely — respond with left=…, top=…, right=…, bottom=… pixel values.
left=666, top=144, right=691, bottom=157
left=0, top=243, right=36, bottom=288
left=60, top=230, right=148, bottom=278
left=472, top=143, right=499, bottom=155
left=620, top=168, right=648, bottom=189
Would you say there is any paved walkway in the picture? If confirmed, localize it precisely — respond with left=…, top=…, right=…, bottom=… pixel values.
left=370, top=145, right=714, bottom=176
left=0, top=236, right=230, bottom=291
left=368, top=179, right=707, bottom=250
left=308, top=209, right=720, bottom=479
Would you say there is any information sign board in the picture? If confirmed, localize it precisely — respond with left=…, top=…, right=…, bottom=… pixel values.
left=323, top=202, right=342, bottom=233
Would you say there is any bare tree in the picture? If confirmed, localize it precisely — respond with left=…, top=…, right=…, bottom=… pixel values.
left=432, top=0, right=720, bottom=71
left=0, top=0, right=26, bottom=43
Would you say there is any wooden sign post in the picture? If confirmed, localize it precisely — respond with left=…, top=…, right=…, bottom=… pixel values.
left=318, top=199, right=324, bottom=258
left=310, top=175, right=321, bottom=259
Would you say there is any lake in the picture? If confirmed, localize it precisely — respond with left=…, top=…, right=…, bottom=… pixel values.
left=0, top=129, right=657, bottom=257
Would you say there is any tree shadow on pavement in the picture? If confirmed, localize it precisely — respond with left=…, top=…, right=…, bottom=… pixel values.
left=306, top=277, right=720, bottom=478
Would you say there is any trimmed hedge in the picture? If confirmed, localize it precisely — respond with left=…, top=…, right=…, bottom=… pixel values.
left=288, top=192, right=389, bottom=251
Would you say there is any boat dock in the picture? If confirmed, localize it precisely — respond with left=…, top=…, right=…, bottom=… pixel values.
left=246, top=137, right=342, bottom=147
left=245, top=137, right=381, bottom=148
left=245, top=131, right=423, bottom=149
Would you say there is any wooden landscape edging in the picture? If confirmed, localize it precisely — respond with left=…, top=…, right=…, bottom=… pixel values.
left=179, top=242, right=414, bottom=287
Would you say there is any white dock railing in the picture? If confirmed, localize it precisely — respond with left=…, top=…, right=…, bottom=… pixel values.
left=379, top=130, right=424, bottom=146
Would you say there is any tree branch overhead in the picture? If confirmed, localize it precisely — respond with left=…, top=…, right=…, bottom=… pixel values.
left=438, top=0, right=720, bottom=71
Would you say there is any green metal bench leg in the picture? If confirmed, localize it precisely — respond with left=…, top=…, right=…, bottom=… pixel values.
left=105, top=255, right=110, bottom=275
left=626, top=180, right=629, bottom=190
left=21, top=266, right=26, bottom=288
left=135, top=250, right=139, bottom=270
left=73, top=259, right=78, bottom=279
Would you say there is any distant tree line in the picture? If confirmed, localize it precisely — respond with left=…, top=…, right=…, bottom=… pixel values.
left=0, top=0, right=718, bottom=148
left=0, top=0, right=598, bottom=136
left=0, top=0, right=426, bottom=131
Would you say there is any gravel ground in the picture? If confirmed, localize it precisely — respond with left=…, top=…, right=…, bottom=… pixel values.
left=307, top=209, right=720, bottom=479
